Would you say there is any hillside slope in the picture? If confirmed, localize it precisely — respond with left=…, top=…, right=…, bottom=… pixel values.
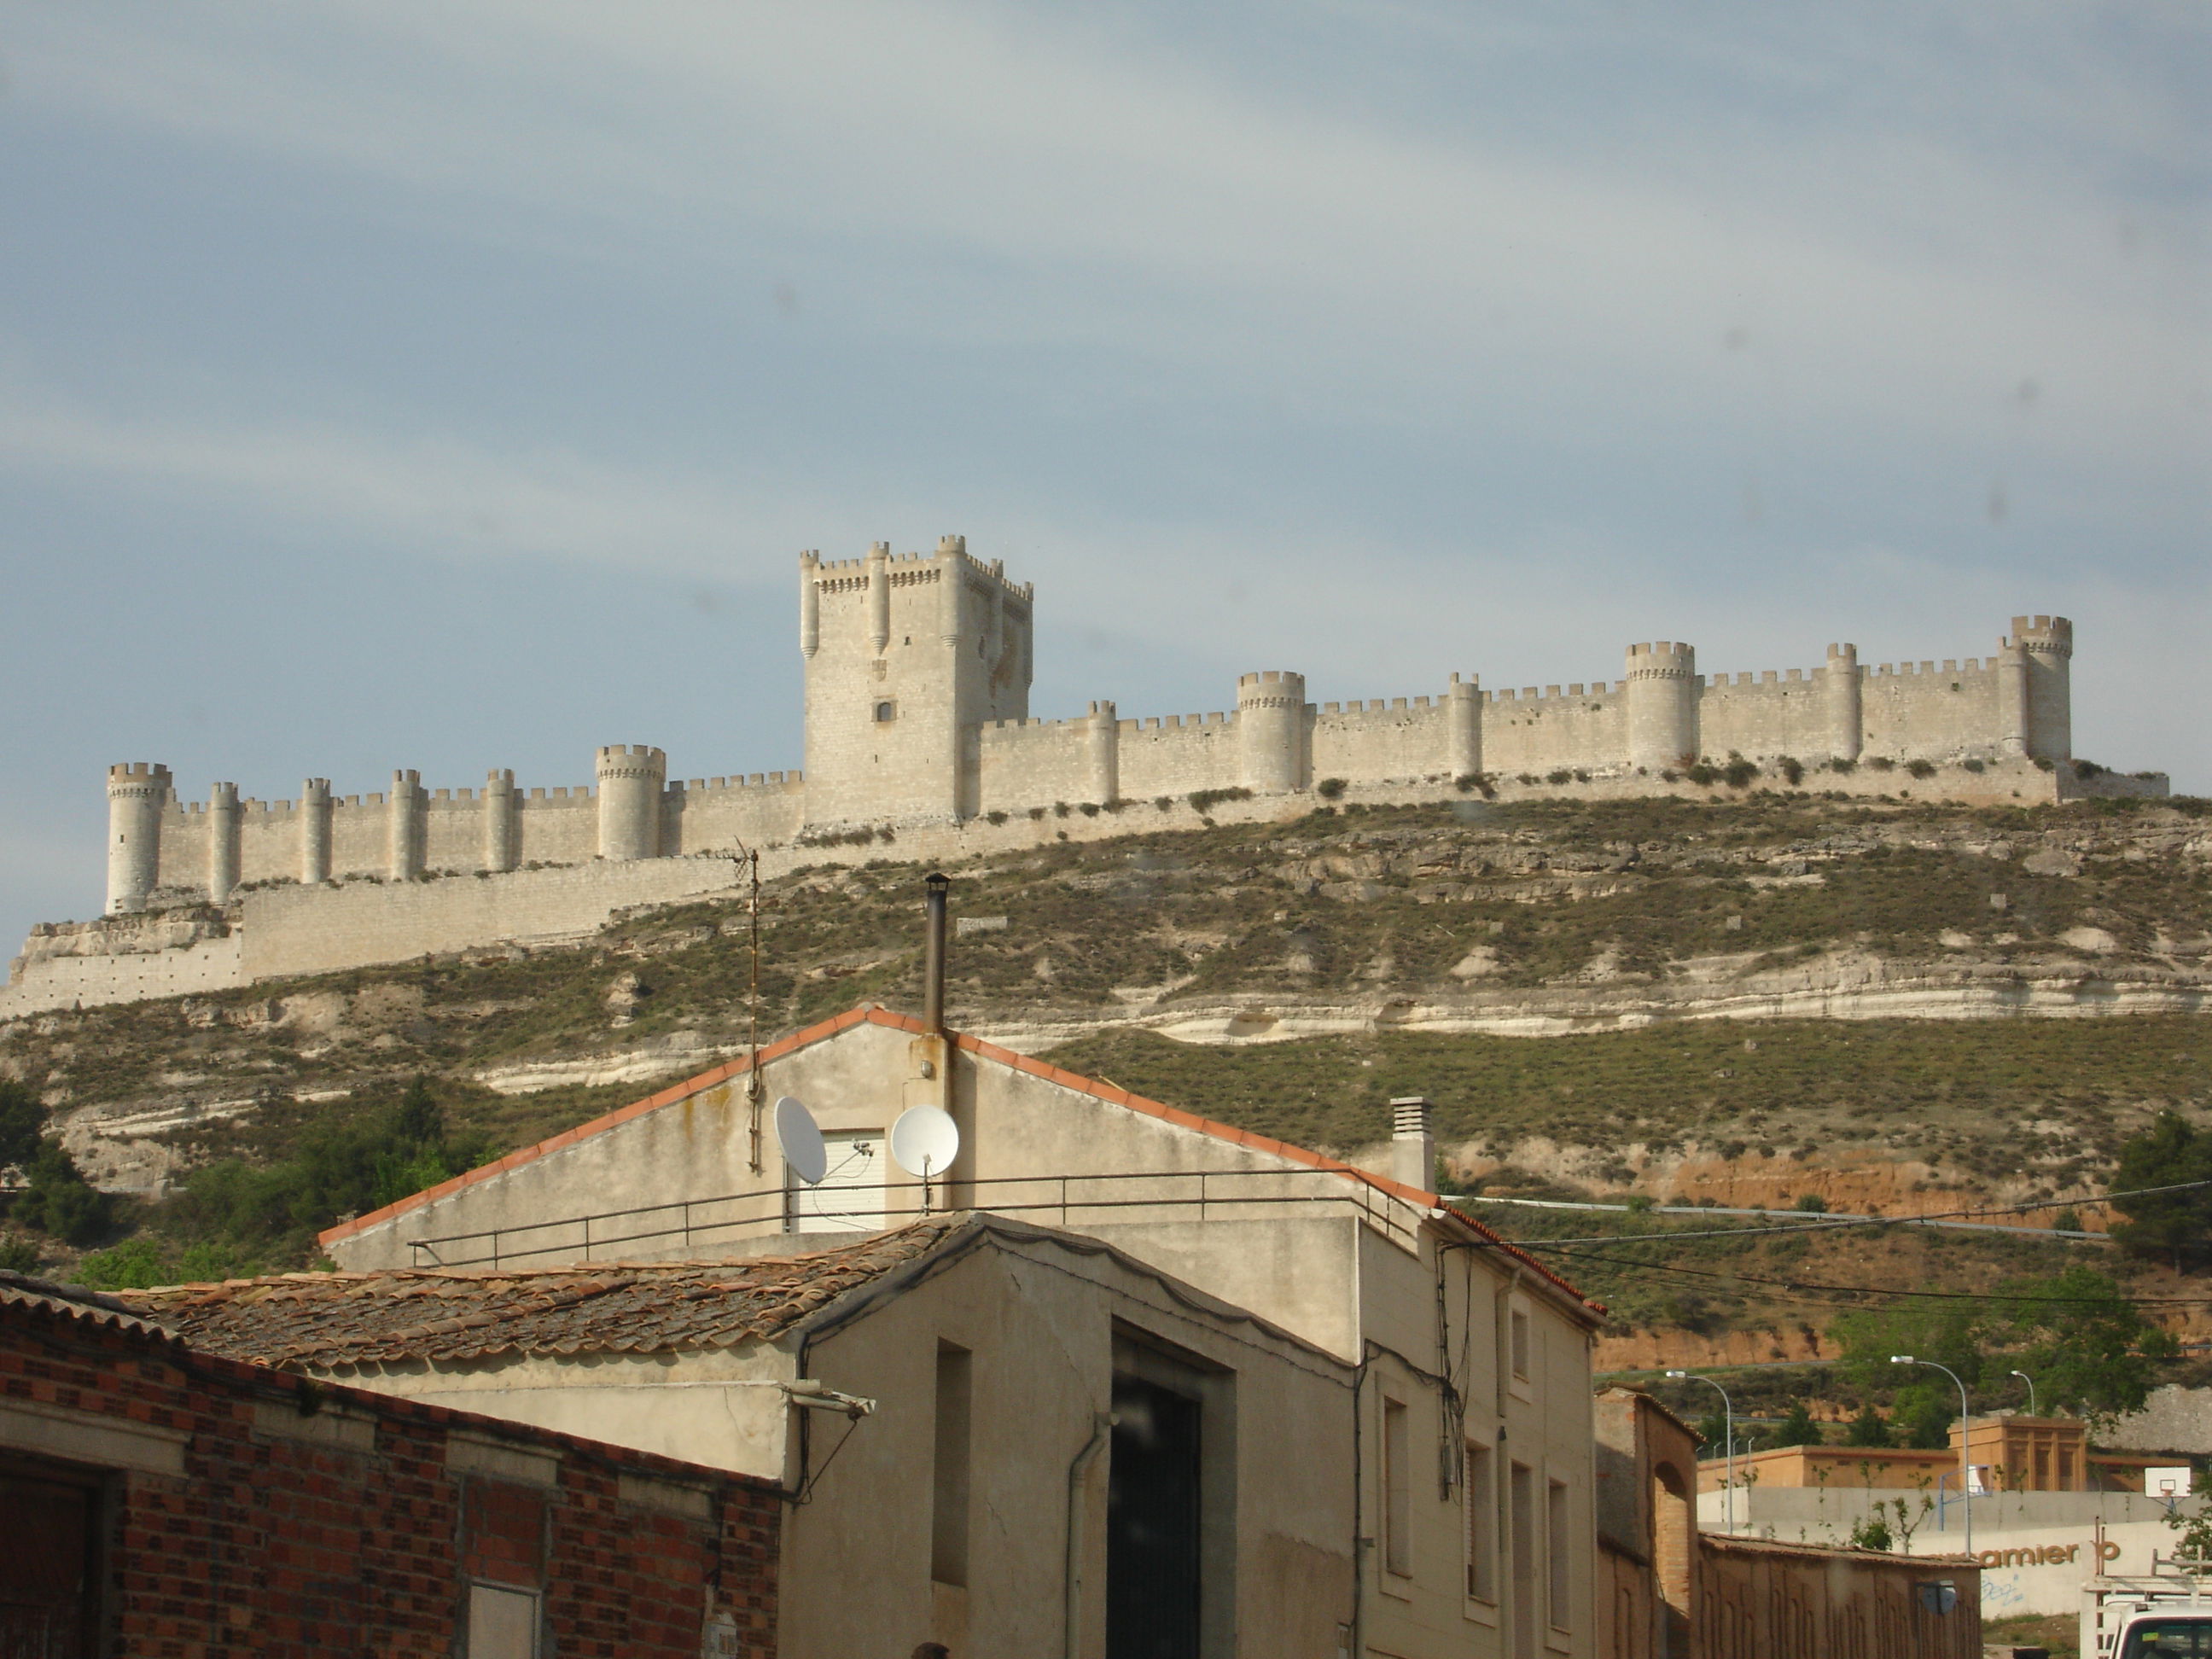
left=3, top=794, right=2204, bottom=1223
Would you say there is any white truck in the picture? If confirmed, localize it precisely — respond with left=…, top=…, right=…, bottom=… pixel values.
left=2083, top=1563, right=2212, bottom=1658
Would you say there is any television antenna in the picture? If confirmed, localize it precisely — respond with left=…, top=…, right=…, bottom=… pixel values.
left=890, top=1105, right=960, bottom=1214
left=774, top=1095, right=827, bottom=1186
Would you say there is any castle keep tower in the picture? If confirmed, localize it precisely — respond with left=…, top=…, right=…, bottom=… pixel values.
left=105, top=762, right=172, bottom=913
left=1623, top=642, right=1697, bottom=770
left=800, top=536, right=1033, bottom=824
left=596, top=746, right=667, bottom=859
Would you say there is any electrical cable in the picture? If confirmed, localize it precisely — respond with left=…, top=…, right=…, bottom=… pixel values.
left=1452, top=1178, right=2212, bottom=1246
left=1495, top=1239, right=2212, bottom=1310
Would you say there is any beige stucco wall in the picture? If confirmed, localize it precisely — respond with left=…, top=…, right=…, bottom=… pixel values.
left=787, top=1228, right=1358, bottom=1659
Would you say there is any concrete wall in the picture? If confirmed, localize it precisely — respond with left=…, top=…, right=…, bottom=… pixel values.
left=787, top=1227, right=1358, bottom=1659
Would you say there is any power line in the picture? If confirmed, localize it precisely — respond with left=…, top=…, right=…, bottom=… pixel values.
left=1502, top=1239, right=2212, bottom=1311
left=1452, top=1179, right=2212, bottom=1246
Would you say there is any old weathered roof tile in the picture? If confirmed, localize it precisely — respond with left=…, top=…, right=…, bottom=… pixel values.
left=119, top=1220, right=958, bottom=1370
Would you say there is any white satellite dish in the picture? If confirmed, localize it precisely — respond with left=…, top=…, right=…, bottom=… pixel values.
left=774, top=1096, right=827, bottom=1185
left=890, top=1105, right=961, bottom=1180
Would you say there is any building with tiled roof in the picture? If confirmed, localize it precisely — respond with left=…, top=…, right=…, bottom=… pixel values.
left=287, top=984, right=1608, bottom=1656
left=119, top=1213, right=1360, bottom=1658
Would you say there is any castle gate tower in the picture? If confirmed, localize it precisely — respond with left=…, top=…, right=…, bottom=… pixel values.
left=1624, top=642, right=1698, bottom=771
left=800, top=536, right=1033, bottom=825
left=105, top=762, right=172, bottom=913
left=1237, top=671, right=1308, bottom=793
left=597, top=746, right=667, bottom=860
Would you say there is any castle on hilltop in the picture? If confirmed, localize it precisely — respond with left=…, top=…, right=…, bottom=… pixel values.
left=7, top=536, right=2159, bottom=1017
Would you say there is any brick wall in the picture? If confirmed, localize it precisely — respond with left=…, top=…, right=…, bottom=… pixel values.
left=0, top=1289, right=779, bottom=1657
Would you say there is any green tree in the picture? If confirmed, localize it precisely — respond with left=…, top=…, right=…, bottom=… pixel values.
left=1843, top=1404, right=1892, bottom=1447
left=1892, top=1383, right=1956, bottom=1451
left=0, top=1078, right=43, bottom=1169
left=1831, top=1301, right=1985, bottom=1394
left=2109, top=1114, right=2212, bottom=1270
left=1693, top=1409, right=1728, bottom=1453
left=13, top=1142, right=113, bottom=1246
left=1772, top=1401, right=1822, bottom=1447
left=2000, top=1265, right=2179, bottom=1423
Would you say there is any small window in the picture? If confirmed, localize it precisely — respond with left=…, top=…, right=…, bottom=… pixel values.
left=1382, top=1397, right=1412, bottom=1578
left=1464, top=1442, right=1497, bottom=1603
left=1546, top=1478, right=1572, bottom=1631
left=874, top=701, right=896, bottom=723
left=1511, top=1308, right=1532, bottom=1380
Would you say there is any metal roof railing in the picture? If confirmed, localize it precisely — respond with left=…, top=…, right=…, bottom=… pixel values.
left=399, top=1165, right=1420, bottom=1270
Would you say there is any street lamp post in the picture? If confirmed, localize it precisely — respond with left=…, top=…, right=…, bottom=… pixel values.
left=1667, top=1370, right=1737, bottom=1534
left=1894, top=1355, right=1975, bottom=1557
left=2010, top=1370, right=2038, bottom=1416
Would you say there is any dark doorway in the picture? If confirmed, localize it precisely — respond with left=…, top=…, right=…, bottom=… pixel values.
left=0, top=1460, right=103, bottom=1658
left=1107, top=1375, right=1202, bottom=1659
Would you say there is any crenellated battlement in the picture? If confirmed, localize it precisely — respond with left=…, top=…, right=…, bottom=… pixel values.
left=1624, top=641, right=1696, bottom=678
left=2008, top=614, right=2074, bottom=656
left=66, top=534, right=2108, bottom=982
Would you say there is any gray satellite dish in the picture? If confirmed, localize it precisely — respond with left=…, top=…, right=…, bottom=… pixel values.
left=889, top=1105, right=961, bottom=1180
left=774, top=1095, right=827, bottom=1185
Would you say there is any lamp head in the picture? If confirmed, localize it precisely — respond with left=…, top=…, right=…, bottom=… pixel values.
left=1665, top=1370, right=1688, bottom=1379
left=1889, top=1354, right=1915, bottom=1365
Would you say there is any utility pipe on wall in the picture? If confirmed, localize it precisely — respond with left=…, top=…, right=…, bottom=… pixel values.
left=1064, top=1412, right=1115, bottom=1659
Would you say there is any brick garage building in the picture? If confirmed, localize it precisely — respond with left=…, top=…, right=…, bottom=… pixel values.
left=0, top=1271, right=779, bottom=1657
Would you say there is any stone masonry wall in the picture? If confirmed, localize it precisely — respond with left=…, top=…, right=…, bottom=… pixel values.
left=237, top=857, right=748, bottom=981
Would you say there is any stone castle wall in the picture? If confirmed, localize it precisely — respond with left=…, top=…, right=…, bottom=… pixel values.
left=9, top=532, right=2155, bottom=1020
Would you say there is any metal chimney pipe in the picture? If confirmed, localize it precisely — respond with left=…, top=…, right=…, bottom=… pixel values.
left=923, top=871, right=950, bottom=1035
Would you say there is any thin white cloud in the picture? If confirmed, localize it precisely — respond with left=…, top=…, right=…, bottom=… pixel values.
left=9, top=2, right=2201, bottom=482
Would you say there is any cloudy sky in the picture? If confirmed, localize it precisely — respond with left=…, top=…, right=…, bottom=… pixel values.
left=2, top=1, right=2205, bottom=952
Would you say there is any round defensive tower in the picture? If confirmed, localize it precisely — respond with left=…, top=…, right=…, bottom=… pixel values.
left=1623, top=641, right=1698, bottom=771
left=1445, top=673, right=1483, bottom=779
left=1822, top=643, right=1862, bottom=763
left=387, top=770, right=426, bottom=881
left=105, top=762, right=172, bottom=913
left=798, top=550, right=822, bottom=658
left=1237, top=671, right=1307, bottom=794
left=300, top=778, right=333, bottom=884
left=1086, top=701, right=1120, bottom=806
left=483, top=769, right=517, bottom=872
left=596, top=745, right=667, bottom=861
left=207, top=782, right=241, bottom=904
left=2019, top=615, right=2073, bottom=762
